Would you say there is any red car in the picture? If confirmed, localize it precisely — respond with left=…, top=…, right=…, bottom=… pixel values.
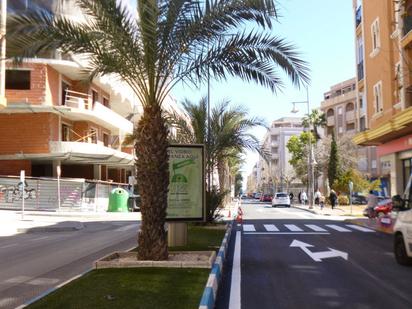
left=363, top=198, right=393, bottom=218
left=260, top=194, right=273, bottom=202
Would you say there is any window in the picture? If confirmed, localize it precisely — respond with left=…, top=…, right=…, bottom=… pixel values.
left=91, top=90, right=98, bottom=107
left=360, top=117, right=366, bottom=131
left=88, top=128, right=98, bottom=144
left=338, top=107, right=343, bottom=115
left=346, top=123, right=355, bottom=131
left=103, top=133, right=109, bottom=147
left=61, top=124, right=70, bottom=141
left=371, top=18, right=380, bottom=52
left=338, top=127, right=343, bottom=134
left=103, top=97, right=110, bottom=108
left=5, top=70, right=30, bottom=90
left=373, top=81, right=383, bottom=113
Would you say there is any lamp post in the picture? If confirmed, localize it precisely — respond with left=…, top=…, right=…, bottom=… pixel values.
left=291, top=86, right=315, bottom=209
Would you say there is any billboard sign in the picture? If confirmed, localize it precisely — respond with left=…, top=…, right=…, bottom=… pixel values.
left=166, top=145, right=205, bottom=221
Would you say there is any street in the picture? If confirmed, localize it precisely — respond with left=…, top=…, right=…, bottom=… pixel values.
left=0, top=218, right=139, bottom=309
left=216, top=199, right=412, bottom=309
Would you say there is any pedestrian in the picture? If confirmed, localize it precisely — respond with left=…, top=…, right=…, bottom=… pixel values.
left=289, top=192, right=294, bottom=204
left=298, top=192, right=302, bottom=204
left=314, top=189, right=321, bottom=205
left=319, top=194, right=325, bottom=210
left=329, top=189, right=337, bottom=210
left=301, top=191, right=307, bottom=205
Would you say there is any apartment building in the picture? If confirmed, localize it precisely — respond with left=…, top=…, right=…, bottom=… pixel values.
left=246, top=163, right=258, bottom=194
left=320, top=78, right=378, bottom=177
left=352, top=0, right=412, bottom=196
left=256, top=117, right=304, bottom=194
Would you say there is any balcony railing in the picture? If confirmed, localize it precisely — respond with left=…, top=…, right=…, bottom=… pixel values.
left=357, top=61, right=364, bottom=81
left=346, top=110, right=355, bottom=122
left=355, top=6, right=362, bottom=27
left=64, top=90, right=91, bottom=109
left=404, top=15, right=412, bottom=37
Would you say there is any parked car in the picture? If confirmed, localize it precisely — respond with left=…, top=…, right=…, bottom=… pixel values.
left=260, top=194, right=272, bottom=202
left=272, top=192, right=291, bottom=207
left=255, top=192, right=262, bottom=200
left=394, top=173, right=412, bottom=266
left=352, top=193, right=367, bottom=205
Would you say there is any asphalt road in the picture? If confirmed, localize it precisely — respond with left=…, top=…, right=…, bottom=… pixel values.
left=216, top=199, right=412, bottom=309
left=0, top=220, right=139, bottom=309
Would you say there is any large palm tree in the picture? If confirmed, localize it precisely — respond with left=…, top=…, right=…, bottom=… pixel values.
left=7, top=0, right=309, bottom=260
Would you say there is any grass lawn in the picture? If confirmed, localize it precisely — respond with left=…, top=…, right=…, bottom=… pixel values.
left=28, top=268, right=210, bottom=309
left=169, top=224, right=226, bottom=251
left=28, top=224, right=227, bottom=309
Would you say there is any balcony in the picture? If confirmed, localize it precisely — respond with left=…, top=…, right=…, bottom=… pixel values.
left=58, top=90, right=133, bottom=133
left=355, top=6, right=362, bottom=28
left=49, top=141, right=134, bottom=166
left=271, top=141, right=278, bottom=147
left=346, top=110, right=355, bottom=122
left=357, top=61, right=364, bottom=81
left=271, top=153, right=279, bottom=160
left=327, top=116, right=335, bottom=126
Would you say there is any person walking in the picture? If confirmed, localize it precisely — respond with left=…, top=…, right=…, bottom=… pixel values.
left=329, top=189, right=338, bottom=210
left=301, top=191, right=307, bottom=205
left=314, top=189, right=321, bottom=205
left=298, top=191, right=302, bottom=204
left=289, top=192, right=294, bottom=205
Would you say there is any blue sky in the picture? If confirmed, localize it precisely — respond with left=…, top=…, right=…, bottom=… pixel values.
left=171, top=1, right=356, bottom=182
left=128, top=0, right=356, bottom=183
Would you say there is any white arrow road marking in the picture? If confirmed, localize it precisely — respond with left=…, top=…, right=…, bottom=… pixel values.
left=290, top=240, right=348, bottom=262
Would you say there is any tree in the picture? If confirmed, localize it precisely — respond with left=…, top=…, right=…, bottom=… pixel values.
left=234, top=173, right=243, bottom=197
left=7, top=0, right=309, bottom=260
left=333, top=168, right=381, bottom=195
left=286, top=131, right=315, bottom=184
left=328, top=133, right=339, bottom=189
left=302, top=109, right=326, bottom=141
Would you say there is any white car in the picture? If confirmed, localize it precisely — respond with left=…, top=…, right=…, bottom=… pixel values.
left=272, top=192, right=291, bottom=207
left=394, top=174, right=412, bottom=266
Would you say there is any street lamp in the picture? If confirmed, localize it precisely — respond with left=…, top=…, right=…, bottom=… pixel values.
left=291, top=86, right=315, bottom=209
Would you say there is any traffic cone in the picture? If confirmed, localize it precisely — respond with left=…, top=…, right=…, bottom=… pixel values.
left=236, top=207, right=243, bottom=224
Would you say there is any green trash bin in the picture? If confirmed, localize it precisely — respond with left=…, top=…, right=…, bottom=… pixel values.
left=108, top=188, right=129, bottom=212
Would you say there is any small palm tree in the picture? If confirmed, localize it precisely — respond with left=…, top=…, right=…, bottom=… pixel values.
left=302, top=109, right=326, bottom=141
left=7, top=0, right=309, bottom=260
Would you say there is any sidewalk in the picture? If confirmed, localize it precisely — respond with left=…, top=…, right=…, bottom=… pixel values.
left=0, top=210, right=141, bottom=237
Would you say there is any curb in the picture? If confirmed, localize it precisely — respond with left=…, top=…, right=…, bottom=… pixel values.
left=291, top=206, right=317, bottom=215
left=17, top=221, right=84, bottom=233
left=199, top=221, right=233, bottom=309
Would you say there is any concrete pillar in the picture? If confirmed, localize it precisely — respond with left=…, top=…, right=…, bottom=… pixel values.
left=167, top=223, right=187, bottom=247
left=0, top=0, right=7, bottom=110
left=93, top=165, right=101, bottom=180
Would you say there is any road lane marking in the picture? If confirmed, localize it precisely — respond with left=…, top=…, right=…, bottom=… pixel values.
left=31, top=236, right=50, bottom=241
left=0, top=243, right=18, bottom=249
left=290, top=240, right=348, bottom=262
left=229, top=231, right=241, bottom=309
left=346, top=225, right=375, bottom=232
left=114, top=224, right=138, bottom=232
left=242, top=224, right=256, bottom=232
left=243, top=232, right=330, bottom=235
left=305, top=224, right=327, bottom=232
left=263, top=224, right=279, bottom=232
left=326, top=225, right=352, bottom=232
left=284, top=224, right=303, bottom=232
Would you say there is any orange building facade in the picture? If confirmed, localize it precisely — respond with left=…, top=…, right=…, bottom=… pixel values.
left=353, top=0, right=412, bottom=196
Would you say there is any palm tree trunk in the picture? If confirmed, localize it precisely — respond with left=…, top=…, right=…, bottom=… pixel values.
left=135, top=104, right=169, bottom=260
left=217, top=160, right=225, bottom=192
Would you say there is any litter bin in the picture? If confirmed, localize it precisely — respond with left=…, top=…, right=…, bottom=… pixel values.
left=108, top=188, right=129, bottom=212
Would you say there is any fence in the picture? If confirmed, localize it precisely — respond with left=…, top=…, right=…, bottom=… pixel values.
left=0, top=176, right=129, bottom=212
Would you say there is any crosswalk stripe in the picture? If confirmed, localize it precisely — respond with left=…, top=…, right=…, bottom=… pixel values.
left=242, top=224, right=256, bottom=232
left=346, top=224, right=375, bottom=232
left=305, top=224, right=327, bottom=232
left=263, top=224, right=279, bottom=232
left=284, top=224, right=303, bottom=232
left=325, top=224, right=352, bottom=232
